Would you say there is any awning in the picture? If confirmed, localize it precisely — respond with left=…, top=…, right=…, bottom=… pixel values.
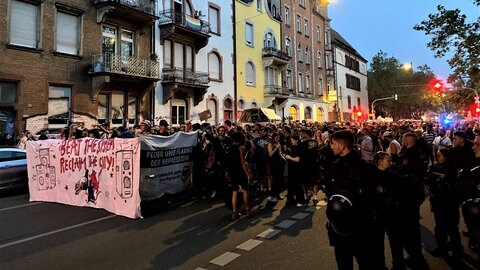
left=239, top=108, right=281, bottom=123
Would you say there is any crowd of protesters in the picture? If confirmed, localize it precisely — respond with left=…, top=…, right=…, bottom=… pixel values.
left=9, top=117, right=480, bottom=269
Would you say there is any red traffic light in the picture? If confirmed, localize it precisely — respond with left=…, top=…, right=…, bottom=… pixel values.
left=428, top=78, right=445, bottom=92
left=356, top=111, right=363, bottom=117
left=476, top=107, right=480, bottom=113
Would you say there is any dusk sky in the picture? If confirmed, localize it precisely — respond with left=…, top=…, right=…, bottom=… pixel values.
left=328, top=0, right=480, bottom=80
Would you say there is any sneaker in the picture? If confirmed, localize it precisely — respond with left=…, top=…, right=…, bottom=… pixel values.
left=296, top=203, right=306, bottom=207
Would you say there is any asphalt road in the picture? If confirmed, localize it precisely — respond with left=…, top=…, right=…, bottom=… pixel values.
left=0, top=189, right=479, bottom=270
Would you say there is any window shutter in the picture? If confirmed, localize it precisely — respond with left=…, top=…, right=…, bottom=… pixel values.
left=10, top=1, right=37, bottom=48
left=245, top=23, right=253, bottom=45
left=56, top=12, right=78, bottom=54
left=208, top=53, right=220, bottom=80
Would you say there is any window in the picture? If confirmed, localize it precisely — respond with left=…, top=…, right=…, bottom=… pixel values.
left=111, top=92, right=125, bottom=127
left=316, top=25, right=321, bottom=42
left=245, top=22, right=254, bottom=46
left=304, top=19, right=309, bottom=36
left=246, top=61, right=255, bottom=85
left=296, top=14, right=301, bottom=33
left=0, top=82, right=16, bottom=103
left=305, top=107, right=312, bottom=121
left=186, top=45, right=193, bottom=71
left=102, top=26, right=117, bottom=54
left=345, top=55, right=360, bottom=72
left=346, top=74, right=361, bottom=91
left=209, top=5, right=220, bottom=35
left=297, top=72, right=303, bottom=92
left=297, top=44, right=302, bottom=62
left=316, top=108, right=324, bottom=122
left=257, top=0, right=262, bottom=11
left=289, top=106, right=298, bottom=121
left=286, top=69, right=292, bottom=89
left=306, top=74, right=311, bottom=93
left=347, top=95, right=352, bottom=109
left=102, top=26, right=136, bottom=64
left=208, top=52, right=222, bottom=81
left=9, top=0, right=39, bottom=48
left=285, top=38, right=291, bottom=56
left=305, top=47, right=310, bottom=64
left=317, top=51, right=322, bottom=68
left=284, top=6, right=290, bottom=25
left=224, top=98, right=233, bottom=121
left=299, top=0, right=305, bottom=8
left=48, top=86, right=71, bottom=128
left=318, top=75, right=323, bottom=95
left=97, top=94, right=109, bottom=124
left=264, top=32, right=275, bottom=48
left=55, top=11, right=80, bottom=55
left=174, top=42, right=183, bottom=68
left=208, top=98, right=217, bottom=125
left=127, top=96, right=137, bottom=125
left=264, top=67, right=277, bottom=86
left=171, top=99, right=186, bottom=125
left=164, top=40, right=172, bottom=67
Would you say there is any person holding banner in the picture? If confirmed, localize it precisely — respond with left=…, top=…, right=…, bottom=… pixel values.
left=227, top=131, right=253, bottom=220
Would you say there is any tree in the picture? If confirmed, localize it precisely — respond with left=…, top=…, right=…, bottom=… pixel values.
left=413, top=1, right=480, bottom=88
left=368, top=51, right=443, bottom=119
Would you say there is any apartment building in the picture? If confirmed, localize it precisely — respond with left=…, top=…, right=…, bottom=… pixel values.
left=0, top=0, right=160, bottom=136
left=234, top=0, right=287, bottom=120
left=331, top=28, right=368, bottom=122
left=281, top=0, right=332, bottom=123
left=154, top=0, right=234, bottom=126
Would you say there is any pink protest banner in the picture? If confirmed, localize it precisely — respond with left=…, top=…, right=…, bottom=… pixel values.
left=26, top=138, right=142, bottom=219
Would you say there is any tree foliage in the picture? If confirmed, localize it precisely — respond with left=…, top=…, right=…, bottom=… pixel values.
left=413, top=1, right=480, bottom=88
left=368, top=51, right=443, bottom=119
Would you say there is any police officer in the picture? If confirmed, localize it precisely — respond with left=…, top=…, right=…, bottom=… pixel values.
left=397, top=133, right=430, bottom=270
left=325, top=130, right=380, bottom=270
left=426, top=149, right=463, bottom=259
left=457, top=133, right=480, bottom=252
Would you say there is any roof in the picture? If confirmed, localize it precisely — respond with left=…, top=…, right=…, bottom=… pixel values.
left=330, top=28, right=368, bottom=62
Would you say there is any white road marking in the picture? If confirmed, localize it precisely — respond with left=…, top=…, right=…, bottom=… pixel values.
left=210, top=252, right=241, bottom=266
left=291, top=212, right=309, bottom=220
left=0, top=215, right=116, bottom=249
left=275, top=219, right=297, bottom=229
left=257, top=228, right=281, bottom=239
left=0, top=202, right=42, bottom=212
left=237, top=239, right=263, bottom=251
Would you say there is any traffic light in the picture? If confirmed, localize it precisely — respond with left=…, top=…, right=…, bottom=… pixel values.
left=356, top=111, right=363, bottom=118
left=428, top=78, right=445, bottom=92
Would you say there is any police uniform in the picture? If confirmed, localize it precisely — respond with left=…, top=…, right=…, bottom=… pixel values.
left=325, top=151, right=380, bottom=270
left=457, top=159, right=480, bottom=251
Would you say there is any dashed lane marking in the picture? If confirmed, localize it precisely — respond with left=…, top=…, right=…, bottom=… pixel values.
left=275, top=219, right=297, bottom=229
left=210, top=252, right=241, bottom=266
left=257, top=228, right=281, bottom=239
left=290, top=212, right=309, bottom=220
left=0, top=202, right=42, bottom=212
left=236, top=239, right=263, bottom=251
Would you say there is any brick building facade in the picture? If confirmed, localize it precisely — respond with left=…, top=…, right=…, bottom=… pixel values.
left=0, top=0, right=159, bottom=138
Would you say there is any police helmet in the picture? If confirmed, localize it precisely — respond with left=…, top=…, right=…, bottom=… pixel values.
left=326, top=194, right=354, bottom=236
left=462, top=198, right=480, bottom=230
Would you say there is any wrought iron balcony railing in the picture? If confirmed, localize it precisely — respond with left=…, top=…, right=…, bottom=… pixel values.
left=262, top=47, right=291, bottom=61
left=264, top=85, right=293, bottom=96
left=158, top=9, right=210, bottom=34
left=91, top=52, right=159, bottom=78
left=94, top=0, right=156, bottom=15
left=162, top=68, right=209, bottom=86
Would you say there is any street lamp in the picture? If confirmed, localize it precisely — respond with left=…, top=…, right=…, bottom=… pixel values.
left=371, top=94, right=398, bottom=120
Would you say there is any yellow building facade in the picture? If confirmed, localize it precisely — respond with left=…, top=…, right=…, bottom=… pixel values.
left=235, top=0, right=287, bottom=118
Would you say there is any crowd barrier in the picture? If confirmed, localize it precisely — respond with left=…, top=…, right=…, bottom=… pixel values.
left=26, top=132, right=198, bottom=219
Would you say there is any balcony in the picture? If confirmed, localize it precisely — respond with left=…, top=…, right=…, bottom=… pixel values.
left=90, top=53, right=160, bottom=79
left=94, top=0, right=158, bottom=25
left=89, top=52, right=159, bottom=102
left=264, top=85, right=293, bottom=107
left=158, top=9, right=210, bottom=53
left=262, top=47, right=290, bottom=71
left=161, top=68, right=210, bottom=105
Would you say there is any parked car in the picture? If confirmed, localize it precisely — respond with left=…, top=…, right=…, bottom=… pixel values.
left=0, top=148, right=28, bottom=191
